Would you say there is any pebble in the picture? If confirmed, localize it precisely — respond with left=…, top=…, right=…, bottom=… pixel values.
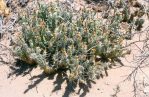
left=18, top=0, right=29, bottom=7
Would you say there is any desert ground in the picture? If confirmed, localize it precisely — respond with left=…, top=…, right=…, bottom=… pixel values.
left=0, top=0, right=149, bottom=97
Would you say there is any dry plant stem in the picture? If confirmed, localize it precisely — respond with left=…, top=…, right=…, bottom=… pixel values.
left=111, top=85, right=120, bottom=97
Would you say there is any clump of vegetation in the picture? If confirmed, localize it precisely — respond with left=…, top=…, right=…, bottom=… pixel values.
left=14, top=2, right=130, bottom=83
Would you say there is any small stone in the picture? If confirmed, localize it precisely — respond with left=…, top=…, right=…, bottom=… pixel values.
left=18, top=0, right=29, bottom=7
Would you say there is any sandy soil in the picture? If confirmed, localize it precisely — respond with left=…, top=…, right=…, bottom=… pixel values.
left=0, top=0, right=149, bottom=97
left=0, top=61, right=134, bottom=97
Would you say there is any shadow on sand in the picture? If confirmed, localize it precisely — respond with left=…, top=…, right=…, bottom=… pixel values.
left=8, top=59, right=98, bottom=97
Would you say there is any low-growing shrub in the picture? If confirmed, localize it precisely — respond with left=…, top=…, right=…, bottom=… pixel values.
left=14, top=2, right=129, bottom=83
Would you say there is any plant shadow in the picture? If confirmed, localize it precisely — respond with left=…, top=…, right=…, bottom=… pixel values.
left=8, top=59, right=37, bottom=78
left=8, top=59, right=98, bottom=97
left=24, top=69, right=97, bottom=97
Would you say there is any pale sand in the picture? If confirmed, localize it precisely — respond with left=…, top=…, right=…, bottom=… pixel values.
left=0, top=0, right=149, bottom=97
